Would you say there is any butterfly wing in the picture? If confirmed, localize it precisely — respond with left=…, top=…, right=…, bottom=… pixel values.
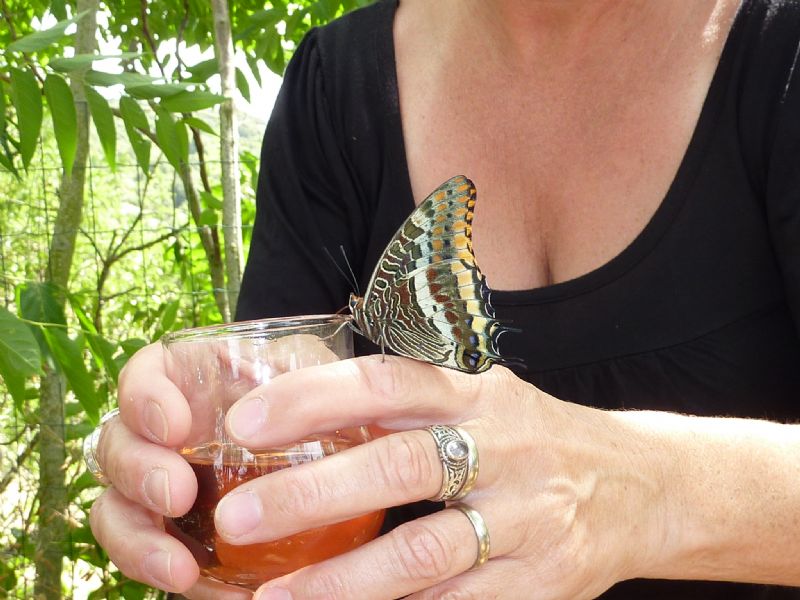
left=354, top=175, right=514, bottom=373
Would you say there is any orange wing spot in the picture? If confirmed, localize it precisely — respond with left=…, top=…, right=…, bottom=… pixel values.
left=432, top=254, right=443, bottom=263
left=453, top=233, right=468, bottom=248
left=432, top=225, right=445, bottom=236
left=435, top=191, right=446, bottom=202
left=435, top=213, right=447, bottom=223
left=455, top=182, right=470, bottom=193
left=434, top=294, right=450, bottom=303
left=429, top=283, right=442, bottom=294
left=426, top=268, right=437, bottom=282
left=431, top=239, right=444, bottom=251
left=444, top=311, right=458, bottom=324
left=453, top=207, right=468, bottom=217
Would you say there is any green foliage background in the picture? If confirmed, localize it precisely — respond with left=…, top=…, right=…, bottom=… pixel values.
left=0, top=0, right=373, bottom=597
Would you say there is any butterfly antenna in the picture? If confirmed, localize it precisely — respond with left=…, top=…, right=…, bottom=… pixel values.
left=322, top=245, right=359, bottom=294
left=339, top=245, right=360, bottom=296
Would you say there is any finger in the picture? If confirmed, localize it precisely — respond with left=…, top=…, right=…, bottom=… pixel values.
left=89, top=487, right=199, bottom=593
left=214, top=429, right=504, bottom=545
left=226, top=355, right=508, bottom=447
left=97, top=417, right=197, bottom=517
left=251, top=508, right=489, bottom=600
left=118, top=342, right=192, bottom=446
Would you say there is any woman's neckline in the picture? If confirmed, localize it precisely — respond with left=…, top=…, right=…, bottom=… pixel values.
left=379, top=0, right=747, bottom=307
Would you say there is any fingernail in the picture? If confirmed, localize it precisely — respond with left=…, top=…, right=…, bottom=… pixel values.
left=143, top=549, right=173, bottom=588
left=144, top=400, right=168, bottom=443
left=255, top=587, right=293, bottom=600
left=143, top=467, right=171, bottom=514
left=216, top=490, right=263, bottom=539
left=227, top=396, right=268, bottom=441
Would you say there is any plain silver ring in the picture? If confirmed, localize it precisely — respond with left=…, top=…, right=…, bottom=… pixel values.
left=452, top=503, right=491, bottom=568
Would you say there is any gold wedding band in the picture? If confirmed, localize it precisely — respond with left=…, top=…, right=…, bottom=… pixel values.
left=452, top=503, right=491, bottom=568
left=426, top=425, right=479, bottom=501
left=82, top=408, right=119, bottom=486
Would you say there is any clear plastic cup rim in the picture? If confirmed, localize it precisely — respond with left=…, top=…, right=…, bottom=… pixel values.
left=161, top=314, right=352, bottom=345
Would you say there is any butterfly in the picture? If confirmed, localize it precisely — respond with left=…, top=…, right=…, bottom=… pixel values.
left=348, top=175, right=516, bottom=374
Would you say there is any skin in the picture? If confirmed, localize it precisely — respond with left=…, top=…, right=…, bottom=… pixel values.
left=89, top=0, right=800, bottom=598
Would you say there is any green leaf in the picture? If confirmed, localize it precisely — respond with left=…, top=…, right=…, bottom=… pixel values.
left=43, top=73, right=77, bottom=176
left=84, top=86, right=116, bottom=171
left=19, top=282, right=67, bottom=326
left=198, top=207, right=218, bottom=227
left=185, top=57, right=218, bottom=83
left=235, top=67, right=251, bottom=103
left=9, top=67, right=43, bottom=169
left=200, top=190, right=223, bottom=209
left=49, top=52, right=141, bottom=72
left=6, top=11, right=88, bottom=53
left=118, top=95, right=148, bottom=130
left=51, top=0, right=67, bottom=20
left=84, top=70, right=155, bottom=88
left=160, top=90, right=224, bottom=113
left=126, top=82, right=194, bottom=100
left=181, top=116, right=217, bottom=136
left=42, top=328, right=100, bottom=424
left=119, top=96, right=151, bottom=176
left=154, top=108, right=182, bottom=170
left=68, top=294, right=121, bottom=382
left=152, top=300, right=180, bottom=340
left=0, top=307, right=42, bottom=410
left=119, top=338, right=147, bottom=356
left=125, top=123, right=151, bottom=177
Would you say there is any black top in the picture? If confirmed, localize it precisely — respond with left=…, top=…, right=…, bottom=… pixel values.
left=237, top=0, right=800, bottom=597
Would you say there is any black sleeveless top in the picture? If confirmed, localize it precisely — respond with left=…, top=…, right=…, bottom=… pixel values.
left=238, top=1, right=800, bottom=597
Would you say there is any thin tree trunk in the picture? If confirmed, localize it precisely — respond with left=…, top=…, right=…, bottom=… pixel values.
left=212, top=0, right=243, bottom=318
left=35, top=1, right=97, bottom=597
left=178, top=162, right=231, bottom=321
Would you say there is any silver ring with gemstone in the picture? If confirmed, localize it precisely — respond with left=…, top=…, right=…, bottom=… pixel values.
left=452, top=503, right=491, bottom=568
left=425, top=424, right=479, bottom=501
left=82, top=408, right=120, bottom=486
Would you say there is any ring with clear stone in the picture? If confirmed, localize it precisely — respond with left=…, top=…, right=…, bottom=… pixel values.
left=425, top=424, right=479, bottom=502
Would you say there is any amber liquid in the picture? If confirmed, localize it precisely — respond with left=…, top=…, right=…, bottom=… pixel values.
left=169, top=441, right=385, bottom=589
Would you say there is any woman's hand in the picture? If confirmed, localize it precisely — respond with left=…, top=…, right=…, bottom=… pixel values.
left=214, top=355, right=668, bottom=600
left=88, top=342, right=253, bottom=599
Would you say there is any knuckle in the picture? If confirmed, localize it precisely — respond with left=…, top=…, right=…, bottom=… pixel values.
left=300, top=568, right=350, bottom=599
left=279, top=467, right=327, bottom=519
left=355, top=355, right=410, bottom=407
left=390, top=520, right=456, bottom=581
left=373, top=434, right=437, bottom=497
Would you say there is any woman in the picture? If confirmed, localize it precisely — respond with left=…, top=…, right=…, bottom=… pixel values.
left=88, top=0, right=800, bottom=598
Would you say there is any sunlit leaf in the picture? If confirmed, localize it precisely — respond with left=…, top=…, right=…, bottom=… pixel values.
left=6, top=11, right=88, bottom=53
left=49, top=52, right=141, bottom=72
left=160, top=90, right=224, bottom=113
left=19, top=282, right=67, bottom=326
left=43, top=73, right=77, bottom=176
left=84, top=86, right=116, bottom=170
left=9, top=67, right=42, bottom=169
